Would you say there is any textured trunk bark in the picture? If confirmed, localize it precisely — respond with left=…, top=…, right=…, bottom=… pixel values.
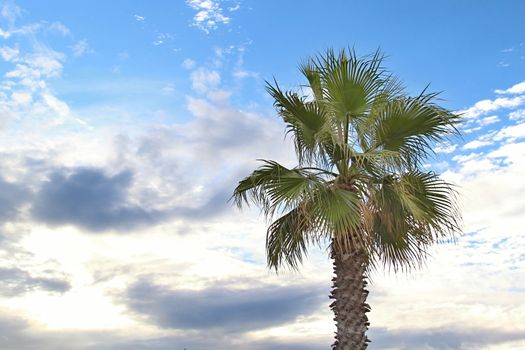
left=330, top=245, right=370, bottom=350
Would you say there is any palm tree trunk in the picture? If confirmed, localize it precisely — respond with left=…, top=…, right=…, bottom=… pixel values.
left=330, top=245, right=371, bottom=349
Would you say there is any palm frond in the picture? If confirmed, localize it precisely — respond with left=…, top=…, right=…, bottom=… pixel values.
left=365, top=171, right=460, bottom=270
left=232, top=159, right=334, bottom=218
left=266, top=205, right=312, bottom=270
left=370, top=93, right=460, bottom=167
left=314, top=48, right=387, bottom=123
left=266, top=81, right=332, bottom=166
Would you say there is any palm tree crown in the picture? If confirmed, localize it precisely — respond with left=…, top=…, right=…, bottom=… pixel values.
left=232, top=48, right=461, bottom=348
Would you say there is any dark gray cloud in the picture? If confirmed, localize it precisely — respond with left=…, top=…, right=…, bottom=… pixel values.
left=369, top=326, right=525, bottom=349
left=31, top=168, right=162, bottom=232
left=0, top=267, right=70, bottom=296
left=0, top=177, right=31, bottom=223
left=30, top=167, right=232, bottom=232
left=0, top=312, right=326, bottom=350
left=125, top=278, right=326, bottom=333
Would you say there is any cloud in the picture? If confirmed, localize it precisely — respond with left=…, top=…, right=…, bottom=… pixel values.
left=47, top=21, right=71, bottom=36
left=6, top=46, right=65, bottom=79
left=160, top=83, right=175, bottom=95
left=134, top=14, right=145, bottom=22
left=233, top=68, right=258, bottom=79
left=433, top=143, right=457, bottom=154
left=31, top=168, right=160, bottom=232
left=458, top=96, right=525, bottom=119
left=0, top=267, right=70, bottom=296
left=0, top=45, right=20, bottom=61
left=90, top=336, right=325, bottom=350
left=369, top=326, right=525, bottom=349
left=479, top=115, right=500, bottom=126
left=186, top=0, right=230, bottom=33
left=229, top=4, right=241, bottom=12
left=28, top=163, right=235, bottom=232
left=0, top=176, right=31, bottom=223
left=71, top=39, right=93, bottom=57
left=462, top=139, right=493, bottom=150
left=125, top=277, right=326, bottom=332
left=0, top=312, right=326, bottom=350
left=509, top=109, right=525, bottom=120
left=494, top=122, right=525, bottom=141
left=0, top=1, right=22, bottom=24
left=495, top=81, right=525, bottom=95
left=190, top=67, right=220, bottom=92
left=152, top=32, right=174, bottom=46
left=181, top=58, right=195, bottom=69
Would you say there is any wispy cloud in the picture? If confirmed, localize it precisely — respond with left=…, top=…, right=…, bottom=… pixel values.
left=152, top=32, right=174, bottom=46
left=509, top=109, right=525, bottom=120
left=463, top=139, right=493, bottom=150
left=190, top=67, right=221, bottom=92
left=47, top=21, right=71, bottom=36
left=161, top=83, right=175, bottom=95
left=71, top=39, right=93, bottom=57
left=182, top=58, right=196, bottom=69
left=186, top=0, right=231, bottom=33
left=434, top=142, right=457, bottom=154
left=0, top=45, right=19, bottom=61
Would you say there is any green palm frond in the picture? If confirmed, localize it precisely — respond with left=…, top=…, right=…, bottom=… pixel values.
left=366, top=171, right=460, bottom=270
left=299, top=61, right=324, bottom=102
left=266, top=205, right=312, bottom=270
left=265, top=184, right=363, bottom=270
left=370, top=94, right=460, bottom=168
left=266, top=81, right=332, bottom=166
left=315, top=49, right=386, bottom=122
left=232, top=159, right=335, bottom=218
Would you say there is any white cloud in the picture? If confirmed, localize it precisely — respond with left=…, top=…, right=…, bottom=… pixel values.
left=0, top=1, right=22, bottom=23
left=25, top=49, right=64, bottom=77
left=463, top=139, right=493, bottom=150
left=190, top=67, right=221, bottom=93
left=434, top=142, right=458, bottom=154
left=0, top=20, right=70, bottom=128
left=152, top=33, right=174, bottom=46
left=11, top=91, right=31, bottom=105
left=117, top=51, right=129, bottom=60
left=509, top=109, right=525, bottom=120
left=0, top=45, right=19, bottom=61
left=134, top=14, right=145, bottom=22
left=233, top=69, right=258, bottom=79
left=0, top=22, right=41, bottom=39
left=47, top=21, right=71, bottom=36
left=182, top=58, right=196, bottom=69
left=480, top=115, right=500, bottom=126
left=495, top=81, right=525, bottom=95
left=458, top=96, right=525, bottom=119
left=186, top=0, right=230, bottom=33
left=495, top=122, right=525, bottom=141
left=161, top=83, right=175, bottom=95
left=71, top=39, right=93, bottom=57
left=41, top=92, right=70, bottom=118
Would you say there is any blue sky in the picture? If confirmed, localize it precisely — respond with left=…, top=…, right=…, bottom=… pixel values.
left=0, top=1, right=524, bottom=349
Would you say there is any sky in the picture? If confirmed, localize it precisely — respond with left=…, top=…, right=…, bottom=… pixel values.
left=0, top=0, right=524, bottom=349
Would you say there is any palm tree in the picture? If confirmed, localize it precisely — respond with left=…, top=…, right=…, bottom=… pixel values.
left=232, top=48, right=461, bottom=349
